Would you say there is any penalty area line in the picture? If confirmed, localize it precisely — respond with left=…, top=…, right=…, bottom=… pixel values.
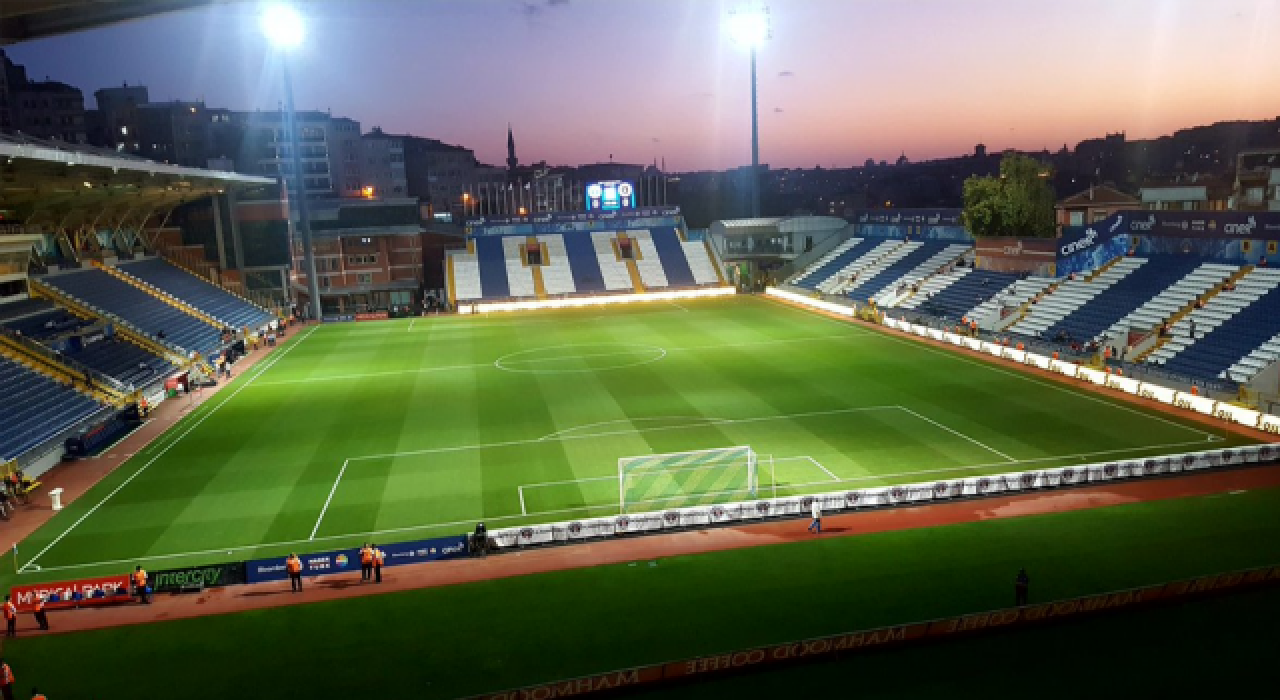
left=310, top=459, right=349, bottom=540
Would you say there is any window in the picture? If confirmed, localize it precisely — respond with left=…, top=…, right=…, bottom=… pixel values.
left=1069, top=211, right=1084, bottom=226
left=346, top=254, right=378, bottom=265
left=357, top=273, right=373, bottom=286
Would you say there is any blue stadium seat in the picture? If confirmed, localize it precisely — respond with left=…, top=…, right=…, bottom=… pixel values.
left=118, top=259, right=274, bottom=330
left=68, top=337, right=175, bottom=388
left=562, top=232, right=607, bottom=293
left=915, top=270, right=1019, bottom=319
left=793, top=239, right=882, bottom=291
left=1162, top=284, right=1280, bottom=380
left=648, top=228, right=696, bottom=287
left=474, top=236, right=511, bottom=299
left=844, top=242, right=952, bottom=301
left=39, top=269, right=222, bottom=359
left=0, top=354, right=107, bottom=461
left=1045, top=255, right=1202, bottom=342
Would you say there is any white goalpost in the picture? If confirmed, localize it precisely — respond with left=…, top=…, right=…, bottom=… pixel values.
left=617, top=445, right=758, bottom=513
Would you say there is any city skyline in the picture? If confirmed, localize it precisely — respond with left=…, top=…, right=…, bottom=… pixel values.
left=6, top=0, right=1280, bottom=171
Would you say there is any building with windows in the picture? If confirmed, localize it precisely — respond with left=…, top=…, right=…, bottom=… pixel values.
left=360, top=127, right=409, bottom=199
left=0, top=49, right=86, bottom=142
left=232, top=110, right=361, bottom=199
left=1055, top=184, right=1140, bottom=231
left=1232, top=149, right=1280, bottom=212
left=1139, top=174, right=1232, bottom=211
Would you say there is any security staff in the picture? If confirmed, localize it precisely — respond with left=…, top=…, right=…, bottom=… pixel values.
left=133, top=566, right=149, bottom=604
left=0, top=659, right=13, bottom=700
left=32, top=597, right=47, bottom=631
left=2, top=596, right=15, bottom=637
left=359, top=543, right=373, bottom=582
left=372, top=545, right=385, bottom=584
left=286, top=553, right=303, bottom=593
left=30, top=689, right=45, bottom=700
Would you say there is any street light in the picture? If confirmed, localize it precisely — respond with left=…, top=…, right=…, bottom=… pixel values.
left=728, top=5, right=770, bottom=218
left=262, top=3, right=322, bottom=322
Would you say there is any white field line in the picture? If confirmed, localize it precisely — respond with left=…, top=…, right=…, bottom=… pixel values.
left=310, top=459, right=349, bottom=540
left=896, top=406, right=1017, bottom=462
left=779, top=304, right=1224, bottom=441
left=668, top=301, right=690, bottom=313
left=23, top=437, right=1227, bottom=577
left=539, top=416, right=729, bottom=441
left=807, top=456, right=840, bottom=481
left=19, top=324, right=320, bottom=573
left=408, top=318, right=415, bottom=332
left=350, top=405, right=901, bottom=462
left=245, top=334, right=865, bottom=388
left=518, top=486, right=527, bottom=516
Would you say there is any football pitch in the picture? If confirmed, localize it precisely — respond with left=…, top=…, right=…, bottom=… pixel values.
left=12, top=296, right=1252, bottom=581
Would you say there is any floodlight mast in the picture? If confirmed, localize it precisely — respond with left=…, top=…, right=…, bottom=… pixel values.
left=262, top=4, right=322, bottom=322
left=728, top=6, right=771, bottom=218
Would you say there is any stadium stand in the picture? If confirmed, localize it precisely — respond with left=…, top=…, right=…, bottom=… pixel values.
left=591, top=232, right=637, bottom=291
left=474, top=237, right=512, bottom=299
left=1153, top=268, right=1280, bottom=380
left=450, top=247, right=484, bottom=301
left=682, top=239, right=723, bottom=285
left=870, top=243, right=972, bottom=305
left=649, top=228, right=697, bottom=287
left=630, top=230, right=671, bottom=289
left=536, top=235, right=578, bottom=296
left=844, top=241, right=967, bottom=303
left=816, top=240, right=899, bottom=294
left=906, top=269, right=1020, bottom=318
left=116, top=258, right=274, bottom=329
left=1041, top=255, right=1204, bottom=343
left=39, top=269, right=222, bottom=359
left=562, top=232, right=607, bottom=293
left=789, top=238, right=863, bottom=289
left=1008, top=258, right=1144, bottom=338
left=965, top=277, right=1056, bottom=329
left=1228, top=329, right=1280, bottom=382
left=71, top=338, right=174, bottom=389
left=0, top=354, right=107, bottom=461
left=1103, top=263, right=1239, bottom=343
left=502, top=236, right=537, bottom=298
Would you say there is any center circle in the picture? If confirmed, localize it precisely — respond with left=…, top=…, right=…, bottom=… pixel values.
left=493, top=343, right=667, bottom=374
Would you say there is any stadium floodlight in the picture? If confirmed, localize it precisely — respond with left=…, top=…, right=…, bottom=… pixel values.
left=261, top=4, right=304, bottom=50
left=261, top=3, right=321, bottom=322
left=726, top=5, right=770, bottom=218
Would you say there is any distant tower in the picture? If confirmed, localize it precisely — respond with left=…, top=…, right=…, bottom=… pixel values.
left=506, top=124, right=518, bottom=172
left=975, top=143, right=987, bottom=158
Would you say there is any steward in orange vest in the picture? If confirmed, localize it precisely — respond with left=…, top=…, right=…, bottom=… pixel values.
left=2, top=597, right=15, bottom=638
left=359, top=544, right=374, bottom=582
left=0, top=659, right=14, bottom=700
left=372, top=545, right=385, bottom=584
left=32, top=597, right=47, bottom=632
left=286, top=553, right=303, bottom=593
left=133, top=566, right=149, bottom=604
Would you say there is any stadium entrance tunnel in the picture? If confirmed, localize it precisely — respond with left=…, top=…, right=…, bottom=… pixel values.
left=493, top=343, right=667, bottom=374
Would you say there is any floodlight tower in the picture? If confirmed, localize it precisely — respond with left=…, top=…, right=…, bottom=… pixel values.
left=727, top=5, right=771, bottom=218
left=262, top=4, right=322, bottom=322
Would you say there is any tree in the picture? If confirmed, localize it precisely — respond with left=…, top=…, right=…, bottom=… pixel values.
left=962, top=153, right=1056, bottom=238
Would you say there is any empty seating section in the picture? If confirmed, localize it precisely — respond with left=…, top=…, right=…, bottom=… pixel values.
left=562, top=232, right=607, bottom=293
left=591, top=232, right=635, bottom=291
left=630, top=231, right=670, bottom=289
left=844, top=242, right=961, bottom=302
left=118, top=258, right=273, bottom=329
left=71, top=338, right=175, bottom=388
left=0, top=298, right=58, bottom=325
left=451, top=251, right=483, bottom=301
left=896, top=269, right=967, bottom=310
left=1228, top=330, right=1280, bottom=381
left=964, top=277, right=1056, bottom=330
left=648, top=228, right=697, bottom=287
left=1008, top=258, right=1144, bottom=338
left=816, top=240, right=900, bottom=294
left=1105, top=263, right=1237, bottom=342
left=911, top=270, right=1020, bottom=318
left=473, top=237, right=511, bottom=299
left=0, top=354, right=106, bottom=461
left=790, top=238, right=863, bottom=289
left=536, top=235, right=578, bottom=296
left=870, top=244, right=971, bottom=305
left=1044, top=256, right=1203, bottom=342
left=1, top=307, right=85, bottom=339
left=40, top=269, right=222, bottom=358
left=1154, top=269, right=1280, bottom=380
left=682, top=241, right=722, bottom=285
left=501, top=236, right=536, bottom=298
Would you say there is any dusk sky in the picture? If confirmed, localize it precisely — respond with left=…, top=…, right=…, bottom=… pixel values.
left=7, top=0, right=1280, bottom=171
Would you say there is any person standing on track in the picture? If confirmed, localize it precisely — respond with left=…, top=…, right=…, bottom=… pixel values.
left=372, top=544, right=384, bottom=584
left=286, top=553, right=303, bottom=593
left=807, top=499, right=822, bottom=534
left=1015, top=568, right=1030, bottom=606
left=359, top=543, right=373, bottom=582
left=133, top=566, right=149, bottom=604
left=31, top=596, right=47, bottom=631
left=0, top=659, right=14, bottom=700
left=30, top=688, right=45, bottom=700
left=2, top=596, right=15, bottom=637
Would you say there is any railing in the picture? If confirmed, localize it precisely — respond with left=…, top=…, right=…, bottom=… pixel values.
left=0, top=325, right=131, bottom=395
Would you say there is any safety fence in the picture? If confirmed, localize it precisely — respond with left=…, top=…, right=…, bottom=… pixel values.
left=464, top=562, right=1280, bottom=699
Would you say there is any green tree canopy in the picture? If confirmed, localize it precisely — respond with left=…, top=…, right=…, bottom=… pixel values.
left=962, top=153, right=1056, bottom=238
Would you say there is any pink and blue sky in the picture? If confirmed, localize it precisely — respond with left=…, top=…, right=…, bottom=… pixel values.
left=8, top=0, right=1280, bottom=171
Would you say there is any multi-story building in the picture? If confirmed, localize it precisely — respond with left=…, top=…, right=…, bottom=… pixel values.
left=11, top=79, right=86, bottom=143
left=1232, top=149, right=1280, bottom=212
left=0, top=49, right=26, bottom=132
left=1055, top=184, right=1140, bottom=230
left=1139, top=174, right=1232, bottom=211
left=91, top=83, right=148, bottom=151
left=232, top=110, right=361, bottom=199
left=360, top=127, right=408, bottom=199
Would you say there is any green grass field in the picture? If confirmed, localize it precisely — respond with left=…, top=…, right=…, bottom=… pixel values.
left=11, top=296, right=1250, bottom=582
left=8, top=484, right=1280, bottom=698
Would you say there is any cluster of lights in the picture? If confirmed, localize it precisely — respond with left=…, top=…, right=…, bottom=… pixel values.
left=765, top=287, right=853, bottom=316
left=460, top=287, right=736, bottom=314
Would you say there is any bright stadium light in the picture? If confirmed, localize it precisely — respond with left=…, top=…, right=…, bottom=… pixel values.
left=261, top=4, right=304, bottom=50
left=726, top=5, right=771, bottom=218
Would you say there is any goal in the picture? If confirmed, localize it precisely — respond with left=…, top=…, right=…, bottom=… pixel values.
left=618, top=446, right=758, bottom=513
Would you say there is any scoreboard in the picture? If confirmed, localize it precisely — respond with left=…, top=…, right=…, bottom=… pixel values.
left=585, top=181, right=636, bottom=211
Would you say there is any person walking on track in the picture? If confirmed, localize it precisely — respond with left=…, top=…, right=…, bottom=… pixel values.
left=359, top=543, right=374, bottom=582
left=1015, top=568, right=1030, bottom=606
left=372, top=544, right=384, bottom=584
left=2, top=597, right=15, bottom=637
left=807, top=498, right=822, bottom=534
left=286, top=553, right=303, bottom=593
left=31, top=596, right=47, bottom=631
left=133, top=566, right=149, bottom=604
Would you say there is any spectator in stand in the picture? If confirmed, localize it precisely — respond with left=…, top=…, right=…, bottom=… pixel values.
left=1260, top=256, right=1268, bottom=268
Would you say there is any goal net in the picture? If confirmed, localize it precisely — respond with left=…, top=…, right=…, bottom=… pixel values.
left=618, top=446, right=758, bottom=513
